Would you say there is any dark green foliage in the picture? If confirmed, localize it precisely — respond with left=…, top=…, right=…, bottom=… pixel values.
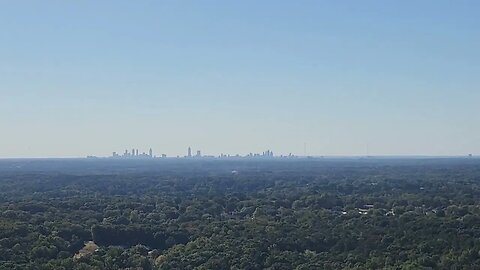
left=1, top=159, right=480, bottom=269
left=91, top=225, right=188, bottom=249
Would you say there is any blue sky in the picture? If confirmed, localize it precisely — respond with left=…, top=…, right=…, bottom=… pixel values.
left=1, top=1, right=479, bottom=157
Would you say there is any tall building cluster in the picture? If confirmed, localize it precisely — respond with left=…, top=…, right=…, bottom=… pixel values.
left=185, top=146, right=202, bottom=158
left=112, top=148, right=155, bottom=159
left=105, top=147, right=295, bottom=159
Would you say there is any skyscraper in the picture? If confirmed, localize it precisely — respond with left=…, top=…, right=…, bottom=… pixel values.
left=149, top=148, right=153, bottom=157
left=196, top=150, right=201, bottom=157
left=188, top=147, right=192, bottom=157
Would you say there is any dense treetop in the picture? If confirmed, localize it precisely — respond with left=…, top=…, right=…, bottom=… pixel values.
left=0, top=158, right=480, bottom=269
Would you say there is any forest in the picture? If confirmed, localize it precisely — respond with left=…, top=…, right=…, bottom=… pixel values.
left=0, top=158, right=480, bottom=269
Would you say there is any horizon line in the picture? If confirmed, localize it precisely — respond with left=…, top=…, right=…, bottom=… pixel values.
left=0, top=154, right=477, bottom=160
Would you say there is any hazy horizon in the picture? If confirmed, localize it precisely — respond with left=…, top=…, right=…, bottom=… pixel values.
left=2, top=1, right=479, bottom=158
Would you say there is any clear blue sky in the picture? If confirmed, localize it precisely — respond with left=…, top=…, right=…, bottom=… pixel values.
left=1, top=1, right=479, bottom=158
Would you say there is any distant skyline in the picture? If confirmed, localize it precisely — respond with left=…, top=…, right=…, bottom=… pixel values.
left=105, top=147, right=282, bottom=159
left=1, top=1, right=479, bottom=158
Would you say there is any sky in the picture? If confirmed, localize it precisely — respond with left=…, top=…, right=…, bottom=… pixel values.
left=1, top=1, right=479, bottom=158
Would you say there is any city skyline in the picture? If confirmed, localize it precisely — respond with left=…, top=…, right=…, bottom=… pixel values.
left=87, top=146, right=473, bottom=160
left=104, top=147, right=285, bottom=159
